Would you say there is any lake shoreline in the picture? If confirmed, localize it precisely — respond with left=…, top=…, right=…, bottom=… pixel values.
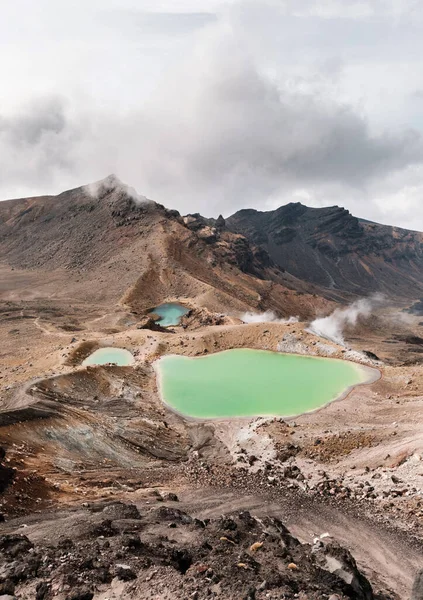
left=154, top=348, right=380, bottom=421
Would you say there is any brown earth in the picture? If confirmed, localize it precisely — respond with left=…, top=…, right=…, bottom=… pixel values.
left=2, top=178, right=423, bottom=598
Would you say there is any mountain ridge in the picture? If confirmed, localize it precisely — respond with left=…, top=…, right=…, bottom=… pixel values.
left=227, top=202, right=423, bottom=298
left=0, top=176, right=329, bottom=320
left=2, top=176, right=423, bottom=303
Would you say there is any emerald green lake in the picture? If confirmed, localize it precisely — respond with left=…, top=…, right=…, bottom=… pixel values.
left=155, top=349, right=377, bottom=419
left=151, top=303, right=189, bottom=327
left=82, top=347, right=134, bottom=367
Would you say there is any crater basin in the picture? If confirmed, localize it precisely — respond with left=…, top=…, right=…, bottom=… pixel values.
left=151, top=303, right=189, bottom=327
left=155, top=349, right=378, bottom=419
left=82, top=347, right=134, bottom=367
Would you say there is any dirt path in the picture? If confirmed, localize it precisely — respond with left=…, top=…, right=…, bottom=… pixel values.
left=33, top=317, right=70, bottom=338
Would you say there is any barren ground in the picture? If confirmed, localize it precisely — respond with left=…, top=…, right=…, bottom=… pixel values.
left=2, top=263, right=423, bottom=598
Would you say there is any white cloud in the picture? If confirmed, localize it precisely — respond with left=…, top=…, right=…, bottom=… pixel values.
left=1, top=0, right=423, bottom=230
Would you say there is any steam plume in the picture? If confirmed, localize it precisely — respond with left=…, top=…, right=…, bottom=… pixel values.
left=241, top=311, right=299, bottom=324
left=308, top=295, right=383, bottom=345
left=86, top=174, right=148, bottom=205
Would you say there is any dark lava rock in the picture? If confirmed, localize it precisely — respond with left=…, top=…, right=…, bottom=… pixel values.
left=313, top=542, right=373, bottom=600
left=115, top=564, right=137, bottom=581
left=363, top=350, right=380, bottom=361
left=121, top=534, right=142, bottom=550
left=412, top=569, right=423, bottom=600
left=406, top=299, right=423, bottom=315
left=215, top=214, right=226, bottom=229
left=57, top=538, right=75, bottom=550
left=89, top=519, right=117, bottom=538
left=161, top=492, right=179, bottom=502
left=0, top=503, right=392, bottom=599
left=398, top=335, right=423, bottom=346
left=101, top=501, right=142, bottom=520
left=0, top=582, right=15, bottom=596
left=276, top=443, right=300, bottom=462
left=283, top=465, right=302, bottom=479
left=65, top=588, right=94, bottom=600
left=0, top=535, right=33, bottom=556
left=136, top=315, right=168, bottom=332
left=0, top=448, right=15, bottom=494
left=153, top=506, right=193, bottom=524
left=219, top=517, right=238, bottom=531
left=36, top=582, right=51, bottom=600
left=183, top=212, right=273, bottom=275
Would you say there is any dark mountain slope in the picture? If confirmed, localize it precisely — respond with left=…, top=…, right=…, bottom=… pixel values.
left=227, top=203, right=423, bottom=299
left=0, top=177, right=330, bottom=318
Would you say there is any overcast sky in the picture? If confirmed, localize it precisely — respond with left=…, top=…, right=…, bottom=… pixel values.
left=1, top=0, right=423, bottom=229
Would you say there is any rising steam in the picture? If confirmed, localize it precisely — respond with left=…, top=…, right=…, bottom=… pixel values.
left=86, top=174, right=148, bottom=205
left=308, top=295, right=383, bottom=345
left=241, top=311, right=299, bottom=324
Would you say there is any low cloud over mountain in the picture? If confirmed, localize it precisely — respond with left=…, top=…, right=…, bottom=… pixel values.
left=2, top=0, right=423, bottom=228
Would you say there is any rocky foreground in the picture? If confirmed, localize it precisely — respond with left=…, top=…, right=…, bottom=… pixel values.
left=0, top=497, right=396, bottom=600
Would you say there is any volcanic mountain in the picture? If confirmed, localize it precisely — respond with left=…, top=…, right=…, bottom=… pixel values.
left=227, top=203, right=423, bottom=299
left=3, top=177, right=423, bottom=599
left=3, top=176, right=423, bottom=320
left=0, top=175, right=327, bottom=320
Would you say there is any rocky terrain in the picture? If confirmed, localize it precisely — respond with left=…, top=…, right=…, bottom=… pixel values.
left=0, top=497, right=393, bottom=600
left=227, top=203, right=423, bottom=299
left=2, top=177, right=423, bottom=598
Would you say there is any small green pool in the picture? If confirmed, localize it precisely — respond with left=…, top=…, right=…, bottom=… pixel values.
left=82, top=347, right=134, bottom=367
left=155, top=349, right=377, bottom=419
left=151, top=303, right=189, bottom=327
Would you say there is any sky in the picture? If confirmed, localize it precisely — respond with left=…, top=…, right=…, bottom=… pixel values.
left=1, top=0, right=423, bottom=229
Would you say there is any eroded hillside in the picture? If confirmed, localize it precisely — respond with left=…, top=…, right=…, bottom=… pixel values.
left=227, top=203, right=423, bottom=299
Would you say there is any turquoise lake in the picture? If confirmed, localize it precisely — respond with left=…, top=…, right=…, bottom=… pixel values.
left=155, top=349, right=377, bottom=419
left=151, top=303, right=189, bottom=327
left=82, top=347, right=135, bottom=366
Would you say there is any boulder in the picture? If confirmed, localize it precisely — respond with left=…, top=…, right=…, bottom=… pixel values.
left=0, top=582, right=15, bottom=596
left=101, top=502, right=142, bottom=520
left=0, top=448, right=15, bottom=494
left=65, top=588, right=93, bottom=600
left=313, top=542, right=373, bottom=600
left=36, top=582, right=51, bottom=600
left=115, top=564, right=137, bottom=581
left=136, top=315, right=167, bottom=332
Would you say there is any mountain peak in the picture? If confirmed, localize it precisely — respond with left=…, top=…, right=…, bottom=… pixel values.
left=97, top=173, right=123, bottom=188
left=85, top=174, right=148, bottom=204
